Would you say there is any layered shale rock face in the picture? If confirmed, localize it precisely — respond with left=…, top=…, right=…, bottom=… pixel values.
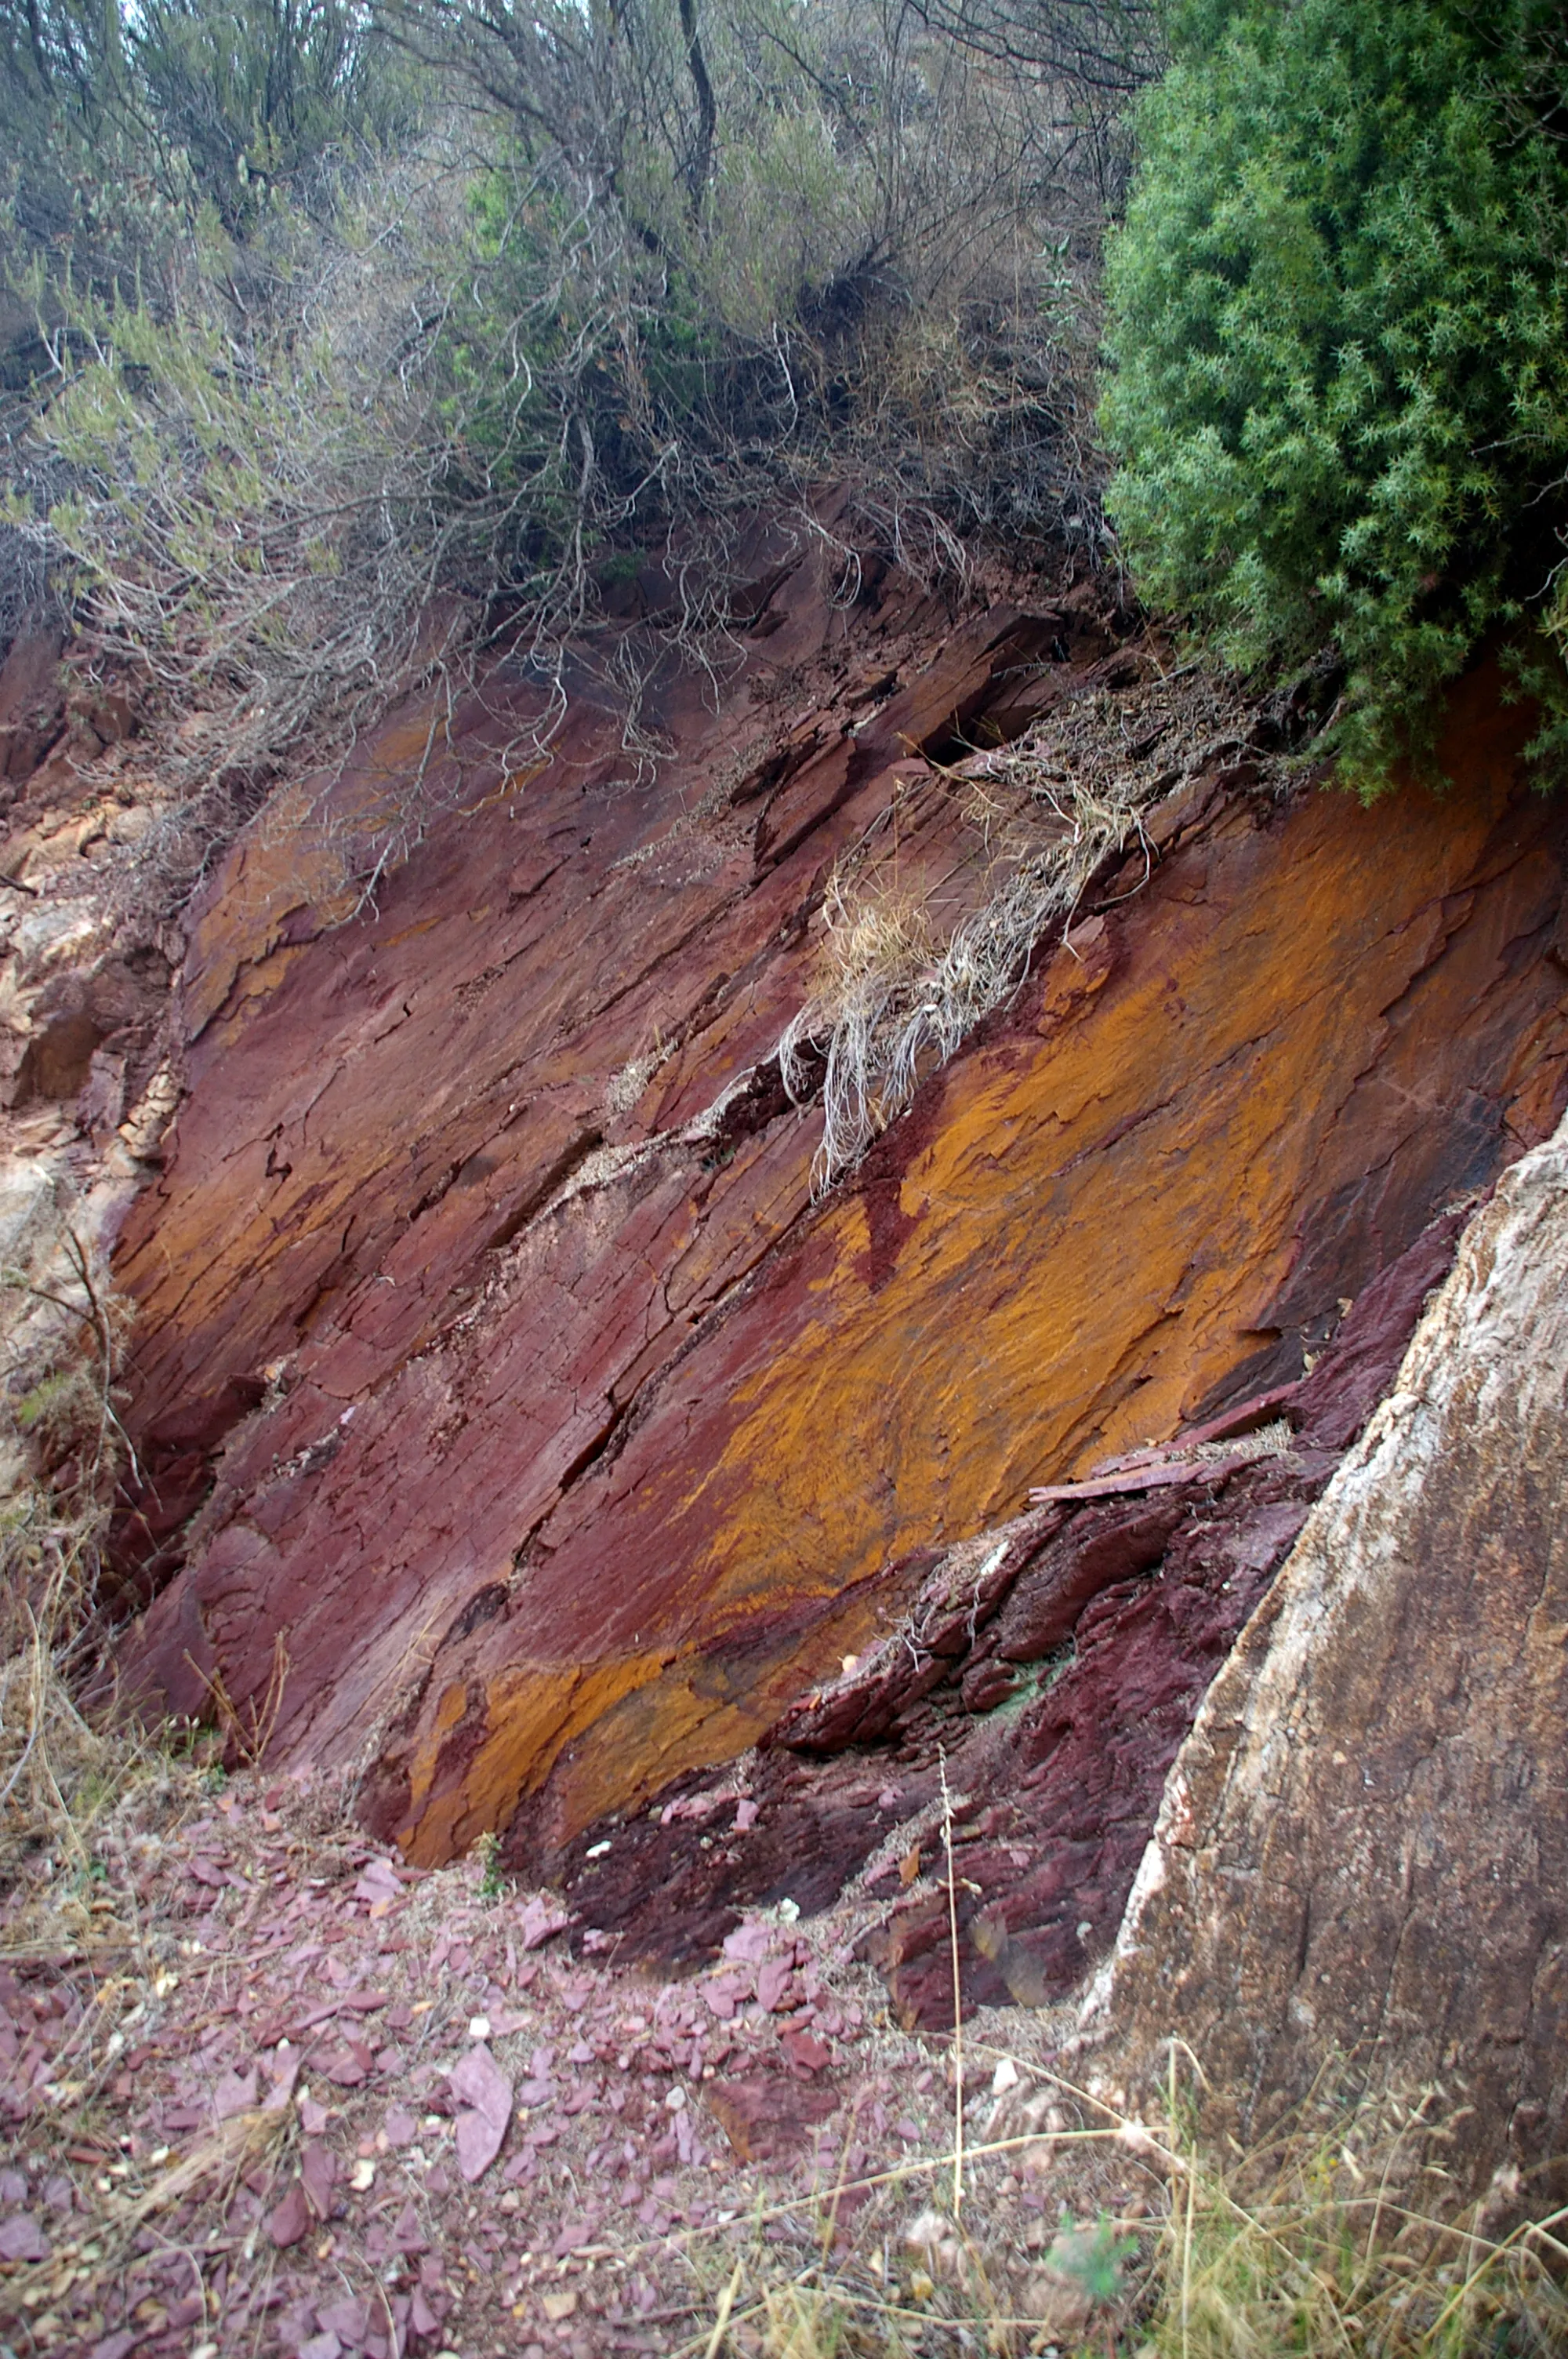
left=0, top=631, right=194, bottom=1504
left=561, top=1205, right=1472, bottom=2026
left=0, top=629, right=178, bottom=1143
left=1083, top=1110, right=1568, bottom=2194
left=112, top=536, right=1568, bottom=2015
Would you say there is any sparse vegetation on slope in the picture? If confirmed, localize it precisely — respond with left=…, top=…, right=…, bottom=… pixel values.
left=781, top=641, right=1301, bottom=1190
left=706, top=2062, right=1568, bottom=2355
left=2, top=0, right=1140, bottom=907
left=8, top=9, right=1568, bottom=2354
left=0, top=1194, right=150, bottom=1949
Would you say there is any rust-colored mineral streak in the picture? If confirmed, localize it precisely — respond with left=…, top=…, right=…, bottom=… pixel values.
left=114, top=543, right=1568, bottom=1881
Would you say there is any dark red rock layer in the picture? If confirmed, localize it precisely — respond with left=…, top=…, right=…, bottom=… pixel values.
left=114, top=543, right=1118, bottom=1766
left=550, top=1207, right=1468, bottom=2024
left=111, top=528, right=1568, bottom=1939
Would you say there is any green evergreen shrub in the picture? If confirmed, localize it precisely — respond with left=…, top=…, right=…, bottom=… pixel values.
left=1101, top=0, right=1568, bottom=793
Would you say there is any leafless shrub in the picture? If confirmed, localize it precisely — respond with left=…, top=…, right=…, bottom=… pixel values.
left=6, top=158, right=482, bottom=894
left=0, top=1188, right=151, bottom=1952
left=2, top=0, right=1134, bottom=921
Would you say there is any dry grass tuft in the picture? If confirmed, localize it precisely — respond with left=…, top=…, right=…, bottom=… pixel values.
left=1141, top=2057, right=1568, bottom=2359
left=779, top=781, right=1142, bottom=1193
left=694, top=2049, right=1568, bottom=2357
left=0, top=1492, right=130, bottom=1918
left=781, top=652, right=1287, bottom=1192
left=781, top=873, right=943, bottom=1188
left=129, top=2095, right=297, bottom=2223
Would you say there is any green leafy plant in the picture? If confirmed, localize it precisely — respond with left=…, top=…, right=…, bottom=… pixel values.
left=476, top=1827, right=504, bottom=1901
left=1046, top=2208, right=1134, bottom=2305
left=1101, top=0, right=1568, bottom=795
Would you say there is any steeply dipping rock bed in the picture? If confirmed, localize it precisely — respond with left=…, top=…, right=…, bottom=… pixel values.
left=115, top=536, right=1568, bottom=2020
left=561, top=1204, right=1465, bottom=2026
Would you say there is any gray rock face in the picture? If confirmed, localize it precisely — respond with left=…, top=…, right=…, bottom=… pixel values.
left=1083, top=1110, right=1568, bottom=2194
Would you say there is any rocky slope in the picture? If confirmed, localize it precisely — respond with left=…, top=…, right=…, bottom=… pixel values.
left=561, top=1199, right=1472, bottom=2030
left=92, top=529, right=1568, bottom=2037
left=0, top=1744, right=1161, bottom=2359
left=5, top=525, right=1568, bottom=2092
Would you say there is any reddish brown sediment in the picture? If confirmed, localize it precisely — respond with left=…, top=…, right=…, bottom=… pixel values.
left=111, top=536, right=1568, bottom=1938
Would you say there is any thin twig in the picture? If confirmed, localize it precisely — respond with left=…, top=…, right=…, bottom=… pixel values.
left=939, top=1746, right=964, bottom=2217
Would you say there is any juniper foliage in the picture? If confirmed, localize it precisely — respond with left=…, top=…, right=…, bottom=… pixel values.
left=1101, top=0, right=1568, bottom=794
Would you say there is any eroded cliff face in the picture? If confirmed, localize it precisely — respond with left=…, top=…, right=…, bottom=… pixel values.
left=108, top=540, right=1568, bottom=1996
left=0, top=628, right=191, bottom=1515
left=559, top=1202, right=1472, bottom=2026
left=0, top=628, right=181, bottom=1149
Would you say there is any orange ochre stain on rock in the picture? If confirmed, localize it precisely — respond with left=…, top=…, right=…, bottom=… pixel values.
left=400, top=1655, right=670, bottom=1865
left=114, top=612, right=1568, bottom=1870
left=462, top=751, right=1568, bottom=1852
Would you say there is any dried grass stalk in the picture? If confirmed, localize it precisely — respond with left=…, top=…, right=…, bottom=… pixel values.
left=0, top=1200, right=157, bottom=1957
left=780, top=652, right=1275, bottom=1192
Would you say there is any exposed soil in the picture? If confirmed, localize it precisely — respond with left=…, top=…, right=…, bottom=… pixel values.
left=0, top=1764, right=1160, bottom=2358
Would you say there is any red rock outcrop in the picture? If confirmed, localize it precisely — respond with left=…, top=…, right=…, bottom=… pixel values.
left=550, top=1202, right=1468, bottom=2023
left=1082, top=1109, right=1568, bottom=2197
left=0, top=627, right=179, bottom=1145
left=0, top=630, right=189, bottom=1518
left=113, top=529, right=1568, bottom=1969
